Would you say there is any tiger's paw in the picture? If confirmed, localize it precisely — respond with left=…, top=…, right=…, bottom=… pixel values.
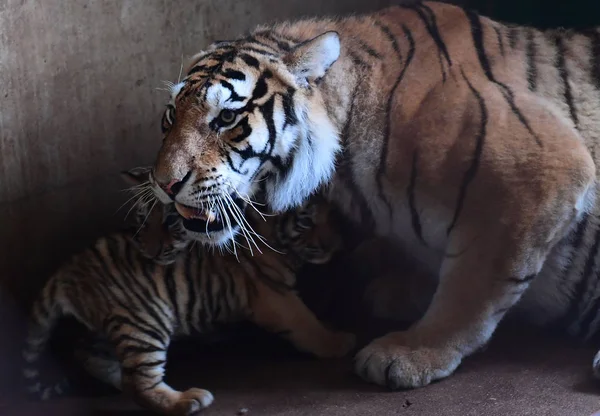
left=170, top=388, right=214, bottom=416
left=354, top=331, right=462, bottom=390
left=315, top=331, right=357, bottom=358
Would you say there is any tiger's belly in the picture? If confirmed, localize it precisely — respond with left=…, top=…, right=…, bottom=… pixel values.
left=372, top=198, right=450, bottom=280
left=386, top=203, right=577, bottom=328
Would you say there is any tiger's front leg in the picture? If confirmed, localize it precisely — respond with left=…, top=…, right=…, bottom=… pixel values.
left=355, top=156, right=594, bottom=389
left=354, top=225, right=561, bottom=389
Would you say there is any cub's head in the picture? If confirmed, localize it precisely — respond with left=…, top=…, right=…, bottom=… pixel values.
left=274, top=194, right=344, bottom=265
left=150, top=30, right=342, bottom=247
left=122, top=166, right=190, bottom=265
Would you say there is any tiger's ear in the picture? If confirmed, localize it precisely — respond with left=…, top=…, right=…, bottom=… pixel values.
left=120, top=166, right=152, bottom=186
left=285, top=31, right=340, bottom=84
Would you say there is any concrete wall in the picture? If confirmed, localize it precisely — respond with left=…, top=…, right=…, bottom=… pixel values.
left=0, top=0, right=395, bottom=392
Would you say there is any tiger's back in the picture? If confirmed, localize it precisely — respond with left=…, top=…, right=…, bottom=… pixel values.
left=272, top=2, right=600, bottom=337
left=374, top=3, right=600, bottom=345
left=321, top=2, right=600, bottom=381
left=305, top=2, right=600, bottom=339
left=337, top=2, right=600, bottom=373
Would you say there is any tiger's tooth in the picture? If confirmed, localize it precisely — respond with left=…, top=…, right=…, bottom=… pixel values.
left=206, top=211, right=216, bottom=223
left=174, top=203, right=193, bottom=219
left=175, top=203, right=216, bottom=222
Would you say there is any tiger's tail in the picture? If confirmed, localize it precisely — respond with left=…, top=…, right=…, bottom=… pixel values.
left=22, top=276, right=70, bottom=400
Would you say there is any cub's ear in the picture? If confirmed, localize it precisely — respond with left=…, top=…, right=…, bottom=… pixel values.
left=137, top=205, right=168, bottom=259
left=120, top=166, right=152, bottom=186
left=284, top=31, right=340, bottom=84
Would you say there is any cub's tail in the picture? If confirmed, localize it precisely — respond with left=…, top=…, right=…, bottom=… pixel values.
left=22, top=277, right=69, bottom=400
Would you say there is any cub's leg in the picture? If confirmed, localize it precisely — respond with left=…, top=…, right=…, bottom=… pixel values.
left=74, top=335, right=123, bottom=390
left=249, top=281, right=356, bottom=358
left=356, top=99, right=595, bottom=389
left=106, top=315, right=213, bottom=416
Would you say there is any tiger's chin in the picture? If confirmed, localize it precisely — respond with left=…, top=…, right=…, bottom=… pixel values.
left=182, top=226, right=239, bottom=249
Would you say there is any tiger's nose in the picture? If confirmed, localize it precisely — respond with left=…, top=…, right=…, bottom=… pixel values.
left=158, top=171, right=192, bottom=196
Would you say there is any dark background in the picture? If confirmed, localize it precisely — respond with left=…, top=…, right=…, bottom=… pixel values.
left=465, top=0, right=599, bottom=29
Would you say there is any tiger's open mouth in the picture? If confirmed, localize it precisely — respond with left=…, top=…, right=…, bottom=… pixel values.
left=173, top=196, right=246, bottom=234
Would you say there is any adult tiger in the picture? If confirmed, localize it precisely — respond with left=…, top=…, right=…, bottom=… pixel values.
left=149, top=1, right=599, bottom=390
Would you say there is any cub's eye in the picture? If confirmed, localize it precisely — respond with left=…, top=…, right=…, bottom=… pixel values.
left=218, top=109, right=236, bottom=125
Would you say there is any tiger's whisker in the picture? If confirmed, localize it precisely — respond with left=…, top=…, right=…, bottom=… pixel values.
left=217, top=198, right=238, bottom=261
left=227, top=198, right=261, bottom=254
left=133, top=199, right=158, bottom=238
left=223, top=195, right=256, bottom=256
left=228, top=186, right=272, bottom=220
left=224, top=192, right=282, bottom=254
left=177, top=55, right=184, bottom=84
left=120, top=181, right=151, bottom=192
left=116, top=186, right=152, bottom=215
left=224, top=193, right=283, bottom=255
left=122, top=190, right=155, bottom=220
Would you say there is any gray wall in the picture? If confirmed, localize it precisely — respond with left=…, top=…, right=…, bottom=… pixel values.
left=0, top=0, right=393, bottom=391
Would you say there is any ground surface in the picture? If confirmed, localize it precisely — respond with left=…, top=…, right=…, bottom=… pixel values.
left=4, top=322, right=600, bottom=416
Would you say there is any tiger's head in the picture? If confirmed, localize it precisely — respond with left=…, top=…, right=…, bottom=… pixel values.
left=121, top=166, right=191, bottom=265
left=150, top=30, right=342, bottom=247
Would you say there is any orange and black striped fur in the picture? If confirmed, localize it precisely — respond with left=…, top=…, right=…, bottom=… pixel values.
left=23, top=167, right=354, bottom=415
left=147, top=0, right=600, bottom=392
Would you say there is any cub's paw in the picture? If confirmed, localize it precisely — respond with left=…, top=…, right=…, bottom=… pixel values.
left=316, top=331, right=357, bottom=358
left=354, top=331, right=462, bottom=390
left=170, top=388, right=214, bottom=416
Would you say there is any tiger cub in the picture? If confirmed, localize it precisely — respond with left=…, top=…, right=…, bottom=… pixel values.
left=22, top=166, right=355, bottom=416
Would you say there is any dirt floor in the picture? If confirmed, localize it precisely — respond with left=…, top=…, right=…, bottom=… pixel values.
left=4, top=321, right=600, bottom=416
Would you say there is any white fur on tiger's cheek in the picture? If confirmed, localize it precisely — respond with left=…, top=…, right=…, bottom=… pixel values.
left=265, top=103, right=341, bottom=212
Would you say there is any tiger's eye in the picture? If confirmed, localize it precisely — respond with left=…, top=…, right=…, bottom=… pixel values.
left=219, top=109, right=236, bottom=124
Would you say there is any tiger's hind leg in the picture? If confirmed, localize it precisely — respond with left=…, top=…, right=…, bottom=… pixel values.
left=249, top=281, right=356, bottom=358
left=106, top=315, right=213, bottom=416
